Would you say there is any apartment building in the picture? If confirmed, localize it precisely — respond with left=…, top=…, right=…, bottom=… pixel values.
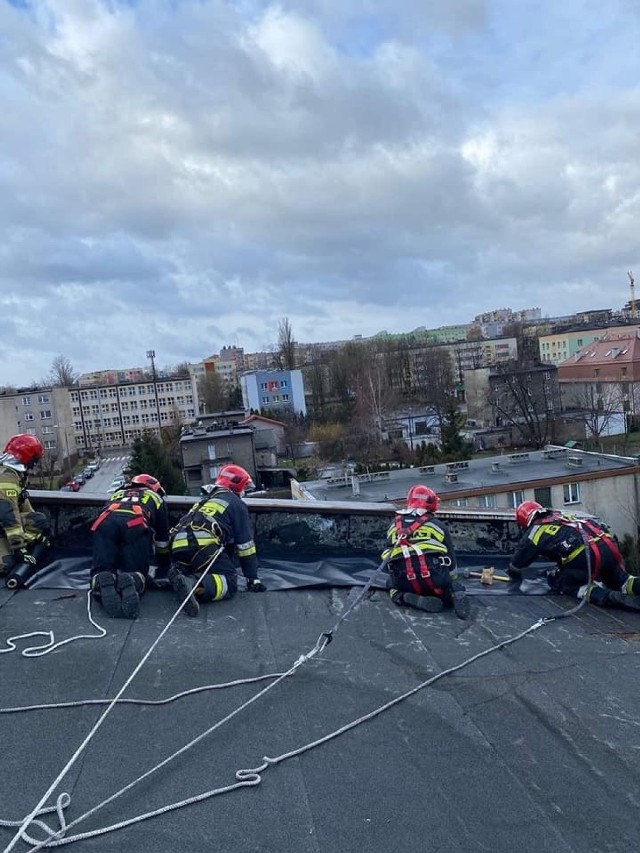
left=557, top=330, right=640, bottom=418
left=241, top=369, right=307, bottom=417
left=0, top=386, right=77, bottom=465
left=69, top=374, right=199, bottom=451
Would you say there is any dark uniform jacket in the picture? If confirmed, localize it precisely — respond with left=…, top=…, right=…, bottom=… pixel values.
left=382, top=509, right=458, bottom=583
left=170, top=487, right=259, bottom=579
left=94, top=486, right=171, bottom=559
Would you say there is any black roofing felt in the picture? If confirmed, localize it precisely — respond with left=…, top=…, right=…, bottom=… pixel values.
left=1, top=581, right=640, bottom=853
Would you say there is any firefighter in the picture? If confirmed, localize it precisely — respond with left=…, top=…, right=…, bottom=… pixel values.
left=382, top=485, right=470, bottom=620
left=510, top=500, right=640, bottom=611
left=0, top=434, right=50, bottom=584
left=168, top=463, right=266, bottom=617
left=90, top=473, right=170, bottom=618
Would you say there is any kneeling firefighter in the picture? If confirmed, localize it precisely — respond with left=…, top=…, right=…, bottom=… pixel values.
left=382, top=485, right=470, bottom=620
left=168, top=464, right=266, bottom=617
left=91, top=474, right=170, bottom=619
left=510, top=500, right=640, bottom=612
left=0, top=434, right=51, bottom=589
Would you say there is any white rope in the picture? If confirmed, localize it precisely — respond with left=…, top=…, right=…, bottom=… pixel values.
left=0, top=593, right=106, bottom=659
left=1, top=546, right=224, bottom=853
left=0, top=673, right=286, bottom=715
left=1, top=555, right=580, bottom=851
left=9, top=616, right=548, bottom=851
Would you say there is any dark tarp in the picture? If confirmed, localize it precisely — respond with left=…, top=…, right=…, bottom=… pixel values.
left=24, top=545, right=554, bottom=595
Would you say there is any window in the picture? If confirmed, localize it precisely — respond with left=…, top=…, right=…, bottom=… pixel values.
left=280, top=380, right=288, bottom=388
left=38, top=394, right=49, bottom=404
left=24, top=412, right=34, bottom=422
left=21, top=396, right=32, bottom=406
left=534, top=486, right=552, bottom=506
left=40, top=410, right=52, bottom=420
left=453, top=498, right=468, bottom=507
left=479, top=494, right=497, bottom=508
left=509, top=490, right=525, bottom=508
left=563, top=482, right=581, bottom=504
left=262, top=397, right=269, bottom=404
left=282, top=394, right=289, bottom=402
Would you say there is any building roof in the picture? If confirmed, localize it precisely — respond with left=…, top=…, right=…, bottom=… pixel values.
left=241, top=414, right=287, bottom=428
left=2, top=566, right=640, bottom=852
left=297, top=446, right=639, bottom=504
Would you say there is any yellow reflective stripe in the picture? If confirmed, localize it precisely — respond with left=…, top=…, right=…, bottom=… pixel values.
left=561, top=544, right=586, bottom=564
left=237, top=542, right=256, bottom=557
left=414, top=523, right=445, bottom=543
left=200, top=500, right=228, bottom=515
left=386, top=541, right=447, bottom=561
left=212, top=573, right=227, bottom=600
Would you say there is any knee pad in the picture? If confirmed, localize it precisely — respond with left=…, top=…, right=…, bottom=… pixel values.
left=198, top=572, right=231, bottom=602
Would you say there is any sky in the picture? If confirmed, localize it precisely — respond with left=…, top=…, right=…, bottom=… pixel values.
left=1, top=0, right=640, bottom=387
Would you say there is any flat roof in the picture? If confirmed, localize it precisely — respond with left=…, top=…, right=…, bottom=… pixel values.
left=298, top=446, right=639, bottom=503
left=2, top=581, right=640, bottom=852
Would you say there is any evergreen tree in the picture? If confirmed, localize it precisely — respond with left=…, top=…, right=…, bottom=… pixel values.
left=440, top=397, right=473, bottom=460
left=128, top=430, right=187, bottom=495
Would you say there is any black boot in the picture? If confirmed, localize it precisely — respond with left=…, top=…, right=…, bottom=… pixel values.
left=402, top=592, right=444, bottom=613
left=605, top=591, right=640, bottom=612
left=91, top=571, right=122, bottom=618
left=169, top=569, right=200, bottom=617
left=117, top=572, right=145, bottom=619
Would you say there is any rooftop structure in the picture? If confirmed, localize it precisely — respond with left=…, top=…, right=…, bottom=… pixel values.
left=295, top=446, right=640, bottom=541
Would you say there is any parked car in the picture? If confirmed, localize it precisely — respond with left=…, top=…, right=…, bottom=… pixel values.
left=87, top=459, right=101, bottom=472
left=82, top=467, right=94, bottom=479
left=109, top=476, right=126, bottom=492
left=74, top=471, right=86, bottom=485
left=62, top=480, right=80, bottom=492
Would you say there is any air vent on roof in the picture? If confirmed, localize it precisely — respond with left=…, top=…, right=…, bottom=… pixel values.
left=507, top=452, right=530, bottom=463
left=567, top=456, right=583, bottom=467
left=542, top=447, right=566, bottom=459
left=444, top=472, right=458, bottom=484
left=445, top=461, right=469, bottom=472
left=418, top=465, right=435, bottom=474
left=491, top=461, right=501, bottom=473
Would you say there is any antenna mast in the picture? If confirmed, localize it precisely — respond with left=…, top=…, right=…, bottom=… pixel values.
left=628, top=271, right=636, bottom=314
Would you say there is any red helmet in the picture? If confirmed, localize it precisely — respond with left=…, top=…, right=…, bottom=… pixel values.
left=4, top=434, right=44, bottom=467
left=130, top=473, right=166, bottom=496
left=407, top=484, right=440, bottom=512
left=215, top=464, right=254, bottom=495
left=515, top=500, right=546, bottom=528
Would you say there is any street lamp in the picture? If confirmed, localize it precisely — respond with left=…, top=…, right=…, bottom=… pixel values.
left=147, top=349, right=162, bottom=438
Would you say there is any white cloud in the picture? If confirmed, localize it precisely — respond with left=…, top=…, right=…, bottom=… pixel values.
left=0, top=0, right=638, bottom=386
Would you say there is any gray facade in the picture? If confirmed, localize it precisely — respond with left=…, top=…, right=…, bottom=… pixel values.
left=180, top=425, right=257, bottom=494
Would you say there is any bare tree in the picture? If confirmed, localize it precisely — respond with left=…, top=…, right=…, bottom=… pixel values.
left=562, top=382, right=624, bottom=442
left=276, top=317, right=296, bottom=370
left=489, top=362, right=560, bottom=448
left=197, top=371, right=227, bottom=414
left=48, top=355, right=78, bottom=387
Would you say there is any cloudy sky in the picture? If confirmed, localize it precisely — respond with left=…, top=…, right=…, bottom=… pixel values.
left=1, top=0, right=639, bottom=386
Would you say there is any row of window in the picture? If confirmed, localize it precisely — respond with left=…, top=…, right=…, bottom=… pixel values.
left=451, top=483, right=580, bottom=509
left=19, top=395, right=49, bottom=406
left=71, top=381, right=193, bottom=403
left=261, top=394, right=290, bottom=404
left=259, top=380, right=289, bottom=391
left=22, top=410, right=52, bottom=421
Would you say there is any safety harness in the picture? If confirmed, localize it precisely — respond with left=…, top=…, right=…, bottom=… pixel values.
left=389, top=514, right=446, bottom=596
left=91, top=490, right=151, bottom=532
left=536, top=513, right=622, bottom=581
left=169, top=490, right=226, bottom=553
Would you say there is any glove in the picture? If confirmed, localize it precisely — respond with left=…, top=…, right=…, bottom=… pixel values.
left=18, top=550, right=37, bottom=567
left=246, top=578, right=267, bottom=592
